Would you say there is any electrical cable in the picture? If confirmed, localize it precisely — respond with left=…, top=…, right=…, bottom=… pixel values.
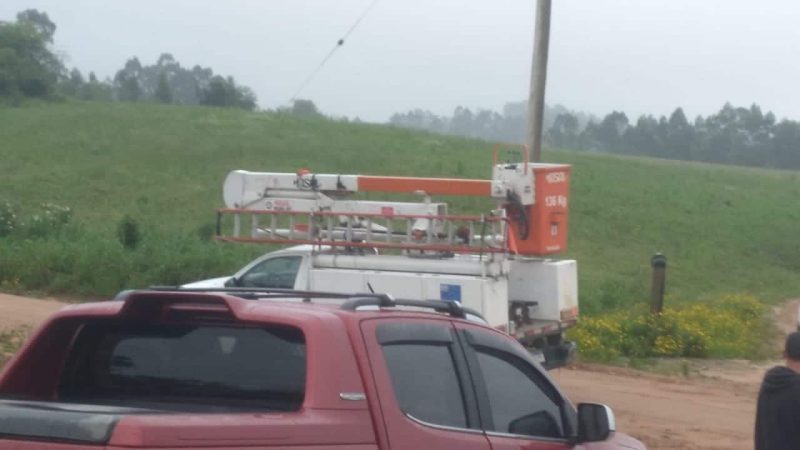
left=288, top=0, right=380, bottom=103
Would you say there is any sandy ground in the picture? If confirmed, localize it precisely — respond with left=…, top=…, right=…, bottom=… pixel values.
left=1, top=293, right=797, bottom=450
left=553, top=364, right=760, bottom=450
left=0, top=292, right=66, bottom=331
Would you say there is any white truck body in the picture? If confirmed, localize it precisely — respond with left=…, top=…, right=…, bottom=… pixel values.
left=183, top=245, right=578, bottom=363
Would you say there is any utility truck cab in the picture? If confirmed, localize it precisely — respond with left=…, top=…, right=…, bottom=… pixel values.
left=183, top=246, right=318, bottom=290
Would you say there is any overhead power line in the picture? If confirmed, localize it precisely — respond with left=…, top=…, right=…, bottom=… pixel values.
left=289, top=0, right=381, bottom=104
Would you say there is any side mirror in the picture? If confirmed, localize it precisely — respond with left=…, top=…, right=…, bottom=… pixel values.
left=576, top=403, right=615, bottom=443
left=224, top=277, right=238, bottom=288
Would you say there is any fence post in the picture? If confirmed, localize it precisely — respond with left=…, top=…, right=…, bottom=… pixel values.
left=650, top=253, right=667, bottom=314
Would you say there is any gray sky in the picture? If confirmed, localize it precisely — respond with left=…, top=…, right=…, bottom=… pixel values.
left=3, top=0, right=799, bottom=122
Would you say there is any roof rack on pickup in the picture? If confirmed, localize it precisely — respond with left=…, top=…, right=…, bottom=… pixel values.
left=115, top=287, right=487, bottom=322
left=341, top=296, right=482, bottom=320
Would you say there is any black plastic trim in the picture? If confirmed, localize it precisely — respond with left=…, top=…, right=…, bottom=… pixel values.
left=0, top=400, right=138, bottom=444
left=377, top=322, right=453, bottom=344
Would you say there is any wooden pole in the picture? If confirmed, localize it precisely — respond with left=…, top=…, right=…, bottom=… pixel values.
left=526, top=0, right=552, bottom=163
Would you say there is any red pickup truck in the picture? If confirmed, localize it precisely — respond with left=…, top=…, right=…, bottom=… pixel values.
left=0, top=289, right=644, bottom=449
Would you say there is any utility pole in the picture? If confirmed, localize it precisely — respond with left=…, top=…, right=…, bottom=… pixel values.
left=526, top=0, right=552, bottom=163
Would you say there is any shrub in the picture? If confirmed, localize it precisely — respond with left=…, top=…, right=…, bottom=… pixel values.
left=117, top=215, right=141, bottom=250
left=22, top=203, right=72, bottom=238
left=568, top=294, right=769, bottom=361
left=568, top=315, right=624, bottom=361
left=0, top=201, right=17, bottom=237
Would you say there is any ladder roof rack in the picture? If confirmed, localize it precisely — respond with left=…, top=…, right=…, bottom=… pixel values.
left=142, top=286, right=370, bottom=301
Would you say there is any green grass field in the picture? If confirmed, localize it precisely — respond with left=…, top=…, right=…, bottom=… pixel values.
left=1, top=101, right=799, bottom=312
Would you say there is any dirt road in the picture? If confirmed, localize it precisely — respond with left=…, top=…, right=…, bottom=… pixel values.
left=554, top=365, right=760, bottom=450
left=0, top=292, right=65, bottom=330
left=0, top=293, right=784, bottom=450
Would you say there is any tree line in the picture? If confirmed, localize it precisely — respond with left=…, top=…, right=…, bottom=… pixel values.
left=0, top=9, right=256, bottom=110
left=389, top=102, right=594, bottom=145
left=390, top=102, right=800, bottom=170
left=558, top=103, right=800, bottom=170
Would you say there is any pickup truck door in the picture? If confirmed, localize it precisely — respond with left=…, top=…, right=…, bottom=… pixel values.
left=454, top=322, right=574, bottom=450
left=360, top=317, right=491, bottom=450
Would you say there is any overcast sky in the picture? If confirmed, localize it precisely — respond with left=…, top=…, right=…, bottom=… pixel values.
left=2, top=0, right=799, bottom=122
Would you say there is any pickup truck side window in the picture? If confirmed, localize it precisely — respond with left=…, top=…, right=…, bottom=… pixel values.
left=382, top=343, right=468, bottom=429
left=58, top=321, right=306, bottom=412
left=239, top=256, right=301, bottom=288
left=475, top=348, right=565, bottom=438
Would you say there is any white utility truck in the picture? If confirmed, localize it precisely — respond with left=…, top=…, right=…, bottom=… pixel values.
left=187, top=154, right=579, bottom=368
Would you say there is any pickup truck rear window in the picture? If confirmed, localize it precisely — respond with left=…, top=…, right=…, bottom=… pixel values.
left=58, top=321, right=305, bottom=412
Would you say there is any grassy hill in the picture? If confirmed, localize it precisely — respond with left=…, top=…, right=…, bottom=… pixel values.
left=1, top=101, right=799, bottom=312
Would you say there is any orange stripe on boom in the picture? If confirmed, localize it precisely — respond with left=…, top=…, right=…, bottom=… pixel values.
left=358, top=176, right=492, bottom=197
